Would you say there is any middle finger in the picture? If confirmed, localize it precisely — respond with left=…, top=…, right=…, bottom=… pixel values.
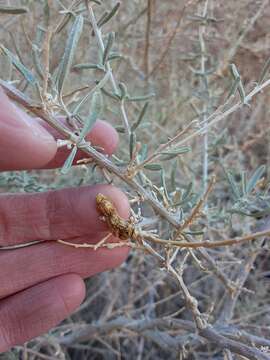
left=0, top=233, right=129, bottom=299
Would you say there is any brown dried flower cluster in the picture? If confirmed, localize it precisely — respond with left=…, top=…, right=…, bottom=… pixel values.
left=96, top=193, right=136, bottom=240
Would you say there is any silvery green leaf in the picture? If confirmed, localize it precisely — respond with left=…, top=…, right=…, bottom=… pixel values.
left=78, top=91, right=103, bottom=141
left=131, top=102, right=149, bottom=131
left=247, top=165, right=266, bottom=194
left=103, top=32, right=115, bottom=65
left=174, top=184, right=194, bottom=207
left=97, top=2, right=120, bottom=28
left=61, top=146, right=78, bottom=175
left=55, top=13, right=73, bottom=34
left=144, top=164, right=162, bottom=171
left=185, top=230, right=204, bottom=236
left=127, top=93, right=155, bottom=102
left=225, top=77, right=240, bottom=101
left=73, top=63, right=104, bottom=70
left=241, top=171, right=247, bottom=196
left=258, top=58, right=270, bottom=84
left=161, top=170, right=169, bottom=201
left=160, top=153, right=179, bottom=161
left=56, top=15, right=84, bottom=94
left=170, top=160, right=177, bottom=190
left=139, top=144, right=148, bottom=162
left=0, top=6, right=28, bottom=14
left=182, top=182, right=194, bottom=202
left=160, top=146, right=190, bottom=160
left=129, top=132, right=136, bottom=159
left=225, top=170, right=241, bottom=200
left=32, top=27, right=46, bottom=79
left=91, top=0, right=102, bottom=5
left=101, top=87, right=121, bottom=100
left=97, top=11, right=109, bottom=29
left=73, top=70, right=110, bottom=114
left=0, top=46, right=37, bottom=85
left=108, top=53, right=122, bottom=61
left=0, top=49, right=12, bottom=81
left=119, top=82, right=128, bottom=99
left=229, top=63, right=246, bottom=104
left=115, top=125, right=126, bottom=133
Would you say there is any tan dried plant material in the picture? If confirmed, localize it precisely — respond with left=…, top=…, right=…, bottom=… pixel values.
left=96, top=193, right=136, bottom=241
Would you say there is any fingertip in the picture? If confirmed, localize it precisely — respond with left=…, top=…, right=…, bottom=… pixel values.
left=15, top=107, right=58, bottom=167
left=0, top=87, right=57, bottom=170
left=86, top=120, right=119, bottom=155
left=93, top=184, right=130, bottom=220
left=56, top=274, right=86, bottom=312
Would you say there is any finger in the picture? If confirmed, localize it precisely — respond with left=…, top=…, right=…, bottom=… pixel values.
left=0, top=87, right=57, bottom=171
left=0, top=184, right=129, bottom=246
left=0, top=274, right=85, bottom=352
left=0, top=236, right=129, bottom=299
left=41, top=119, right=119, bottom=169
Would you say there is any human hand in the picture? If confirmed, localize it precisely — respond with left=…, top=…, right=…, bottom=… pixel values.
left=0, top=87, right=129, bottom=352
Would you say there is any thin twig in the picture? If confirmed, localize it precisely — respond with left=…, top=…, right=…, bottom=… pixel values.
left=85, top=1, right=131, bottom=137
left=143, top=0, right=153, bottom=77
left=146, top=0, right=198, bottom=79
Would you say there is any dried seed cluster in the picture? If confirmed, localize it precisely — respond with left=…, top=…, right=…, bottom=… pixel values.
left=96, top=193, right=136, bottom=240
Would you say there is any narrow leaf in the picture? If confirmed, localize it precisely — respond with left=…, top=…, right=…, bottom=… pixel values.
left=182, top=182, right=194, bottom=202
left=229, top=63, right=246, bottom=104
left=61, top=146, right=78, bottom=174
left=0, top=6, right=28, bottom=14
left=103, top=32, right=115, bottom=65
left=101, top=87, right=120, bottom=100
left=160, top=153, right=180, bottom=161
left=73, top=63, right=104, bottom=71
left=78, top=91, right=103, bottom=141
left=98, top=2, right=120, bottom=28
left=108, top=53, right=122, bottom=61
left=73, top=70, right=110, bottom=114
left=114, top=125, right=126, bottom=133
left=226, top=170, right=241, bottom=200
left=55, top=13, right=73, bottom=34
left=119, top=82, right=128, bottom=99
left=97, top=11, right=109, bottom=28
left=129, top=132, right=136, bottom=159
left=32, top=26, right=46, bottom=79
left=139, top=144, right=148, bottom=162
left=170, top=160, right=177, bottom=190
left=185, top=230, right=205, bottom=236
left=56, top=15, right=84, bottom=94
left=160, top=146, right=190, bottom=160
left=247, top=165, right=266, bottom=193
left=161, top=170, right=169, bottom=201
left=225, top=77, right=240, bottom=101
left=127, top=93, right=155, bottom=102
left=241, top=171, right=247, bottom=196
left=131, top=102, right=149, bottom=131
left=144, top=164, right=162, bottom=171
left=0, top=46, right=37, bottom=84
left=258, top=57, right=270, bottom=84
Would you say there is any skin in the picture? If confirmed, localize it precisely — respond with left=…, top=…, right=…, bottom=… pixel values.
left=0, top=87, right=130, bottom=352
